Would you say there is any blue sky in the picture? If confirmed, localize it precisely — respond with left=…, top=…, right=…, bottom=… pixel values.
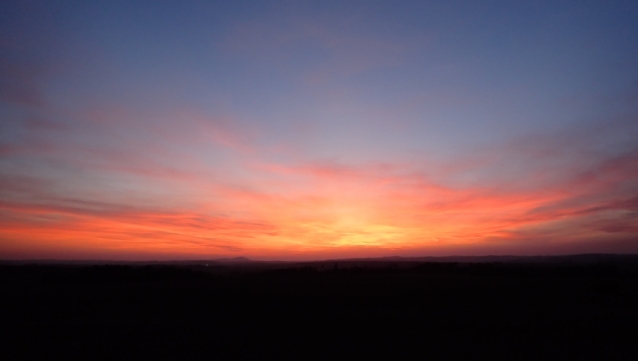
left=1, top=0, right=637, bottom=259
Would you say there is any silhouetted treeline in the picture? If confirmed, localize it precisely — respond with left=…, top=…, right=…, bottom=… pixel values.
left=1, top=261, right=637, bottom=359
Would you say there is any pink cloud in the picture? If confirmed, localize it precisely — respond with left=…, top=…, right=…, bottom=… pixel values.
left=2, top=93, right=638, bottom=259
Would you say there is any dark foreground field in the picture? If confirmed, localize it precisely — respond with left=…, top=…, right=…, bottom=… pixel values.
left=2, top=256, right=638, bottom=360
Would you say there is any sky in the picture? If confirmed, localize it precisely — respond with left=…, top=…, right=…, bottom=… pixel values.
left=1, top=0, right=637, bottom=260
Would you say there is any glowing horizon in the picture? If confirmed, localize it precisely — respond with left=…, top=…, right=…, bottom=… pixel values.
left=1, top=1, right=637, bottom=260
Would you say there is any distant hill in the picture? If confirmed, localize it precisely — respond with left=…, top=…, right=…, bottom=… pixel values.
left=2, top=253, right=638, bottom=267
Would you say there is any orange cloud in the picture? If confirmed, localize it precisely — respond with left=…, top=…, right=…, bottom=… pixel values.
left=2, top=100, right=637, bottom=260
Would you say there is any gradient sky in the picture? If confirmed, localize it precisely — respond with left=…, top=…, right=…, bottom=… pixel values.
left=1, top=0, right=637, bottom=260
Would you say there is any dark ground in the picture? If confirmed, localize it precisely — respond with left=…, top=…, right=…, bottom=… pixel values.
left=1, top=256, right=638, bottom=360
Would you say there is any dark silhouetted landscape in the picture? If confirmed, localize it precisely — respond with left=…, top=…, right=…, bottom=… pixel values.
left=2, top=255, right=638, bottom=359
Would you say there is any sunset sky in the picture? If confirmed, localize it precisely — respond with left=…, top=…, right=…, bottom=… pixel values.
left=1, top=1, right=637, bottom=260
